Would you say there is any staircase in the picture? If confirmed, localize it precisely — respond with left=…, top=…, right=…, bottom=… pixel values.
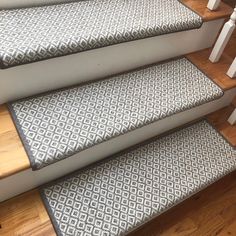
left=0, top=0, right=236, bottom=235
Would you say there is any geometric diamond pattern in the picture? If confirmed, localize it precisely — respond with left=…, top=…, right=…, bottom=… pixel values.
left=9, top=58, right=223, bottom=170
left=40, top=121, right=236, bottom=236
left=0, top=0, right=202, bottom=68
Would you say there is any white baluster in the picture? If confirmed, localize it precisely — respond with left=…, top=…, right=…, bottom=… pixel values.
left=209, top=7, right=236, bottom=63
left=228, top=108, right=236, bottom=125
left=207, top=0, right=221, bottom=10
left=227, top=57, right=236, bottom=78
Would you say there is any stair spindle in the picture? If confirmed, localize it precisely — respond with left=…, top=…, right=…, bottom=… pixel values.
left=209, top=7, right=236, bottom=63
left=227, top=57, right=236, bottom=78
left=228, top=108, right=236, bottom=125
left=207, top=0, right=221, bottom=10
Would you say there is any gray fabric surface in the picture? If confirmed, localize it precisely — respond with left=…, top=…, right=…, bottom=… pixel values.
left=40, top=120, right=236, bottom=236
left=9, top=58, right=223, bottom=170
left=0, top=0, right=202, bottom=68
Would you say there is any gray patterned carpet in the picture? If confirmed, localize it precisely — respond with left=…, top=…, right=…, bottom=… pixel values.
left=0, top=0, right=202, bottom=68
left=40, top=120, right=236, bottom=236
left=9, top=58, right=223, bottom=170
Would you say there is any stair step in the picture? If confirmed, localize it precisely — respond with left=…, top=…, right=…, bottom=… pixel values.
left=39, top=120, right=236, bottom=236
left=8, top=57, right=223, bottom=170
left=1, top=48, right=235, bottom=180
left=1, top=109, right=235, bottom=235
left=0, top=0, right=204, bottom=68
left=0, top=1, right=232, bottom=105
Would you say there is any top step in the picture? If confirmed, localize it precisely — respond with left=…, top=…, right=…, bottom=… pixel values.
left=0, top=0, right=204, bottom=68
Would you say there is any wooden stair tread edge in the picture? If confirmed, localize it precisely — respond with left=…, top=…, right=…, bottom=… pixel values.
left=207, top=105, right=236, bottom=147
left=186, top=48, right=236, bottom=91
left=181, top=0, right=233, bottom=21
left=0, top=104, right=29, bottom=179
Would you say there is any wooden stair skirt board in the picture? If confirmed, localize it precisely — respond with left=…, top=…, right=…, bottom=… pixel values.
left=0, top=19, right=225, bottom=105
left=37, top=120, right=235, bottom=236
left=1, top=87, right=236, bottom=202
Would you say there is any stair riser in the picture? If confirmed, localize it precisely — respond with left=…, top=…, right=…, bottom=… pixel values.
left=0, top=19, right=224, bottom=105
left=0, top=0, right=74, bottom=9
left=1, top=87, right=235, bottom=202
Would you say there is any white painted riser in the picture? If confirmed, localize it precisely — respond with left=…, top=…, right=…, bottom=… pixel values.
left=0, top=19, right=224, bottom=104
left=1, top=87, right=235, bottom=202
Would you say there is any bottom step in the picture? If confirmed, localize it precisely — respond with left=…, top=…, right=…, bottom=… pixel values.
left=39, top=120, right=236, bottom=236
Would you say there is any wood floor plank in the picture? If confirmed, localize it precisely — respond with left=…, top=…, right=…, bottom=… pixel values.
left=0, top=190, right=56, bottom=236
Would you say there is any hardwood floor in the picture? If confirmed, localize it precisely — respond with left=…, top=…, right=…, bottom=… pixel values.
left=0, top=190, right=55, bottom=236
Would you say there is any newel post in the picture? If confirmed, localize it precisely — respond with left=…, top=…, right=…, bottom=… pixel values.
left=209, top=7, right=236, bottom=63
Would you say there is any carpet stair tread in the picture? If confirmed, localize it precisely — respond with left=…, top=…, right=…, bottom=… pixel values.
left=0, top=0, right=203, bottom=68
left=8, top=57, right=223, bottom=170
left=40, top=120, right=236, bottom=236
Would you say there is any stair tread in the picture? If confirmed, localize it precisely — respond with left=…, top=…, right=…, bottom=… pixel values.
left=0, top=0, right=204, bottom=68
left=1, top=46, right=233, bottom=178
left=40, top=120, right=236, bottom=236
left=8, top=57, right=223, bottom=170
left=1, top=115, right=236, bottom=235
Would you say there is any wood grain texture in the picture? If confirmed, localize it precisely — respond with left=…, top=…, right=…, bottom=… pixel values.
left=1, top=172, right=236, bottom=236
left=181, top=0, right=233, bottom=21
left=0, top=190, right=55, bottom=236
left=186, top=48, right=236, bottom=90
left=0, top=105, right=29, bottom=179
